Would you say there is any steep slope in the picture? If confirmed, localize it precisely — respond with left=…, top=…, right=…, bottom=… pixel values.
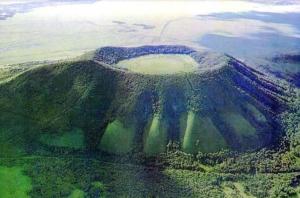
left=0, top=45, right=286, bottom=156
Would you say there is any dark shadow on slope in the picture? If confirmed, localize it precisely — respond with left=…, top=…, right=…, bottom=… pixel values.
left=132, top=90, right=158, bottom=152
left=163, top=86, right=186, bottom=142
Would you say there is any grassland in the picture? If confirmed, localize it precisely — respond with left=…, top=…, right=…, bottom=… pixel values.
left=0, top=166, right=32, bottom=198
left=99, top=120, right=135, bottom=154
left=222, top=182, right=256, bottom=198
left=246, top=103, right=267, bottom=123
left=116, top=54, right=198, bottom=75
left=68, top=189, right=85, bottom=198
left=221, top=112, right=257, bottom=137
left=182, top=111, right=228, bottom=153
left=143, top=114, right=168, bottom=155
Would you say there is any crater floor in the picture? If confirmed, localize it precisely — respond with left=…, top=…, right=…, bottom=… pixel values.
left=115, top=54, right=199, bottom=75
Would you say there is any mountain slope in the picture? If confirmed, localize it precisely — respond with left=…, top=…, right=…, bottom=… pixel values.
left=0, top=45, right=287, bottom=156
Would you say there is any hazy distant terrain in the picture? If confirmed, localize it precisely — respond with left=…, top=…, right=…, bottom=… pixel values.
left=248, top=0, right=300, bottom=5
left=1, top=0, right=300, bottom=66
left=1, top=0, right=299, bottom=89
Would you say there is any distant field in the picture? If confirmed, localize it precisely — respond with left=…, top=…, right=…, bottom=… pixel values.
left=116, top=54, right=198, bottom=75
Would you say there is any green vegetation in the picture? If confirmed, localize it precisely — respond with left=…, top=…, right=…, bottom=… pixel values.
left=144, top=114, right=168, bottom=155
left=116, top=54, right=198, bottom=74
left=234, top=182, right=256, bottom=198
left=99, top=120, right=135, bottom=154
left=182, top=111, right=227, bottom=153
left=68, top=189, right=85, bottom=198
left=0, top=156, right=299, bottom=198
left=0, top=127, right=26, bottom=157
left=89, top=181, right=107, bottom=197
left=221, top=112, right=257, bottom=138
left=0, top=166, right=32, bottom=198
left=0, top=47, right=299, bottom=197
left=222, top=182, right=256, bottom=198
left=246, top=103, right=267, bottom=122
left=39, top=128, right=85, bottom=149
left=223, top=184, right=238, bottom=198
left=0, top=49, right=283, bottom=155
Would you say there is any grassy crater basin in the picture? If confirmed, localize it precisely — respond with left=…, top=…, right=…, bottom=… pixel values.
left=115, top=54, right=199, bottom=75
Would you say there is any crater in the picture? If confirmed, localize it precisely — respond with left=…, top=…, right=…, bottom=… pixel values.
left=0, top=45, right=286, bottom=156
left=93, top=45, right=229, bottom=75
